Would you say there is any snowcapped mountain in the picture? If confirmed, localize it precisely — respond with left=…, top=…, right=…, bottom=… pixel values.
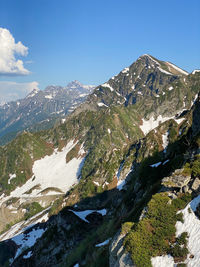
left=0, top=55, right=200, bottom=266
left=0, top=80, right=95, bottom=145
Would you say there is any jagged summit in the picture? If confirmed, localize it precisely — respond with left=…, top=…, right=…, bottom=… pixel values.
left=26, top=88, right=40, bottom=98
left=65, top=80, right=95, bottom=91
left=137, top=54, right=188, bottom=75
left=66, top=80, right=83, bottom=88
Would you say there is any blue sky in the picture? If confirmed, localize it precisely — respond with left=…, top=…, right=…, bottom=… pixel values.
left=0, top=0, right=200, bottom=101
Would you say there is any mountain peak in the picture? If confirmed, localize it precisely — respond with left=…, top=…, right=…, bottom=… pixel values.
left=137, top=54, right=188, bottom=76
left=66, top=80, right=83, bottom=88
left=26, top=88, right=39, bottom=98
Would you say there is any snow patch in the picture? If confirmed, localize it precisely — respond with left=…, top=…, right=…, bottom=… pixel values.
left=140, top=114, right=185, bottom=136
left=168, top=86, right=173, bottom=91
left=150, top=162, right=162, bottom=168
left=115, top=91, right=121, bottom=96
left=191, top=94, right=198, bottom=107
left=93, top=181, right=100, bottom=186
left=140, top=115, right=172, bottom=135
left=158, top=67, right=172, bottom=75
left=192, top=70, right=200, bottom=75
left=8, top=174, right=16, bottom=184
left=23, top=251, right=32, bottom=259
left=95, top=238, right=111, bottom=247
left=167, top=62, right=188, bottom=76
left=1, top=141, right=85, bottom=201
left=13, top=227, right=46, bottom=259
left=98, top=102, right=108, bottom=107
left=117, top=168, right=132, bottom=191
left=163, top=159, right=169, bottom=165
left=162, top=131, right=169, bottom=152
left=174, top=117, right=185, bottom=124
left=79, top=93, right=88, bottom=97
left=45, top=94, right=53, bottom=99
left=122, top=67, right=129, bottom=74
left=108, top=128, right=111, bottom=134
left=69, top=209, right=107, bottom=223
left=101, top=83, right=114, bottom=92
left=117, top=179, right=126, bottom=191
left=151, top=255, right=175, bottom=267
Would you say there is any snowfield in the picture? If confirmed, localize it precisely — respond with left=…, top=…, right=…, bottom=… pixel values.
left=140, top=114, right=186, bottom=135
left=0, top=208, right=50, bottom=242
left=13, top=227, right=46, bottom=259
left=0, top=208, right=50, bottom=261
left=1, top=140, right=85, bottom=201
left=140, top=115, right=173, bottom=135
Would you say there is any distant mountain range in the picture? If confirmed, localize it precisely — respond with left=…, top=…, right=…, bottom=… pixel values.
left=0, top=80, right=95, bottom=145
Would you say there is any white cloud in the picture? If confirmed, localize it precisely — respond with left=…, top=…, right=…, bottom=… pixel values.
left=0, top=81, right=39, bottom=103
left=0, top=28, right=30, bottom=76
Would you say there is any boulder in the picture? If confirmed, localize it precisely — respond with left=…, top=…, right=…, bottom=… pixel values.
left=191, top=178, right=200, bottom=192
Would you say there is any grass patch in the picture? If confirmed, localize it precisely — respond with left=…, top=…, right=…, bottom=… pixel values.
left=23, top=202, right=43, bottom=220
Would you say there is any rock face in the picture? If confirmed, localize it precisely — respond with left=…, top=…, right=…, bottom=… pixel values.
left=86, top=54, right=195, bottom=121
left=0, top=80, right=95, bottom=145
left=109, top=231, right=134, bottom=267
left=161, top=169, right=191, bottom=192
left=191, top=178, right=200, bottom=192
left=192, top=93, right=200, bottom=136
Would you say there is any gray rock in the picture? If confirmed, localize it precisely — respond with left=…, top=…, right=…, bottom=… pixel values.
left=182, top=185, right=189, bottom=193
left=191, top=178, right=200, bottom=191
left=109, top=231, right=134, bottom=267
left=162, top=169, right=191, bottom=190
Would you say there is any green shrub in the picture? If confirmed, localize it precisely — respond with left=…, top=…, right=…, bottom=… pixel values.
left=176, top=232, right=188, bottom=246
left=124, top=193, right=191, bottom=267
left=182, top=162, right=192, bottom=176
left=23, top=202, right=43, bottom=220
left=170, top=244, right=188, bottom=259
left=172, top=193, right=192, bottom=210
left=121, top=222, right=134, bottom=235
left=176, top=212, right=184, bottom=223
left=191, top=157, right=200, bottom=177
left=66, top=143, right=80, bottom=163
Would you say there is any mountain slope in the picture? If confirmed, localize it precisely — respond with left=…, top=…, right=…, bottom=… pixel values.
left=0, top=55, right=199, bottom=266
left=0, top=80, right=95, bottom=145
